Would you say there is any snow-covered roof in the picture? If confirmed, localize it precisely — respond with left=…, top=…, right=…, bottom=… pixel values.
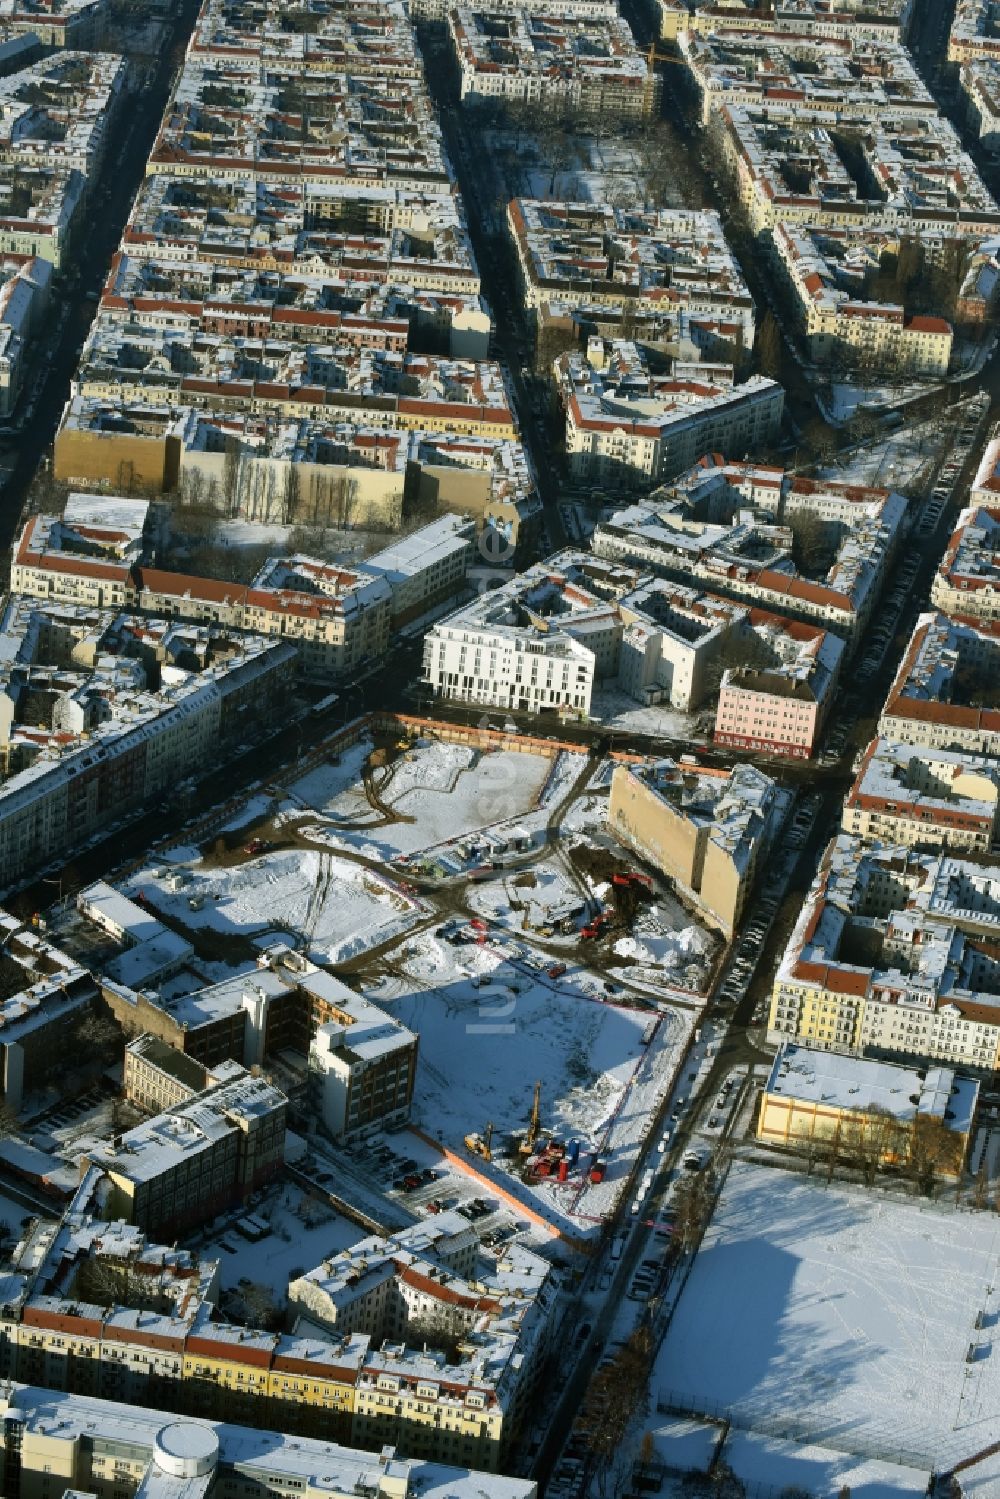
left=766, top=1041, right=979, bottom=1134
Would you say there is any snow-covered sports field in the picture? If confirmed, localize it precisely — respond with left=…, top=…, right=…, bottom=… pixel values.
left=657, top=1163, right=1000, bottom=1482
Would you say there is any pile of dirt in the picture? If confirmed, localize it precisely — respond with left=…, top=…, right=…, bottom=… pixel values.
left=567, top=843, right=619, bottom=884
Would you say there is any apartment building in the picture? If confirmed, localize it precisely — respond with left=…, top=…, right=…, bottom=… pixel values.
left=0, top=1384, right=537, bottom=1499
left=123, top=1035, right=230, bottom=1116
left=0, top=257, right=51, bottom=419
left=507, top=200, right=756, bottom=348
left=361, top=517, right=476, bottom=629
left=615, top=581, right=745, bottom=710
left=843, top=739, right=1000, bottom=853
left=0, top=909, right=99, bottom=1112
left=448, top=5, right=656, bottom=117
left=0, top=0, right=108, bottom=47
left=404, top=435, right=541, bottom=560
left=770, top=222, right=953, bottom=376
left=768, top=834, right=1000, bottom=1071
left=414, top=0, right=619, bottom=16
left=0, top=599, right=296, bottom=893
left=147, top=47, right=450, bottom=195
left=0, top=52, right=126, bottom=175
left=76, top=882, right=193, bottom=992
left=933, top=502, right=1000, bottom=624
left=93, top=941, right=420, bottom=1140
left=680, top=0, right=913, bottom=43
left=0, top=32, right=127, bottom=278
left=12, top=501, right=478, bottom=678
left=100, top=241, right=489, bottom=360
left=0, top=1180, right=556, bottom=1468
left=304, top=969, right=418, bottom=1139
left=52, top=401, right=536, bottom=553
left=720, top=103, right=1000, bottom=237
left=681, top=28, right=933, bottom=126
left=0, top=162, right=86, bottom=267
left=82, top=1069, right=287, bottom=1237
left=608, top=758, right=788, bottom=934
left=758, top=1042, right=977, bottom=1171
left=73, top=321, right=517, bottom=434
left=422, top=552, right=638, bottom=714
left=44, top=0, right=548, bottom=526
left=949, top=0, right=1000, bottom=62
left=714, top=611, right=844, bottom=758
left=593, top=461, right=906, bottom=645
left=290, top=1212, right=558, bottom=1468
left=555, top=339, right=783, bottom=489
left=880, top=612, right=1000, bottom=757
left=960, top=57, right=1000, bottom=149
left=184, top=0, right=430, bottom=71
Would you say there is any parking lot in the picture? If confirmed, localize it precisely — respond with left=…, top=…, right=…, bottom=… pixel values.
left=302, top=1131, right=540, bottom=1251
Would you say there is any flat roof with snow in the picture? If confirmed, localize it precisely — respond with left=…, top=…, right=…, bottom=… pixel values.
left=765, top=1042, right=979, bottom=1135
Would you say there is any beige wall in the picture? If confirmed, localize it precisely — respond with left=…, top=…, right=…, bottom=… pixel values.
left=608, top=764, right=748, bottom=934
left=179, top=448, right=405, bottom=529
left=54, top=428, right=180, bottom=492
left=608, top=766, right=705, bottom=890
left=701, top=835, right=748, bottom=932
left=757, top=1090, right=969, bottom=1171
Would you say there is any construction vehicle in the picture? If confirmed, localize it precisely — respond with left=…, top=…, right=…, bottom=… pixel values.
left=582, top=910, right=615, bottom=939
left=519, top=1081, right=542, bottom=1155
left=613, top=871, right=654, bottom=892
left=464, top=1121, right=494, bottom=1162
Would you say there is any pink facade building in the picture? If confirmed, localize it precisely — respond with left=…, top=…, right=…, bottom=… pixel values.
left=713, top=611, right=843, bottom=759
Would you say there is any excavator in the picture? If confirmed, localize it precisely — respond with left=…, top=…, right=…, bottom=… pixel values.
left=464, top=1121, right=494, bottom=1162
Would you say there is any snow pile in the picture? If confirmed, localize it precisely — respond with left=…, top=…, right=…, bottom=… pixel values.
left=615, top=921, right=713, bottom=969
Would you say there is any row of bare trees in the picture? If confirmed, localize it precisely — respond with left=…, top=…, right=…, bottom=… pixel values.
left=799, top=1106, right=964, bottom=1194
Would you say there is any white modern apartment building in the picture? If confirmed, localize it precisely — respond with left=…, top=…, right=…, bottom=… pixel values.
left=422, top=565, right=600, bottom=715
left=421, top=553, right=760, bottom=716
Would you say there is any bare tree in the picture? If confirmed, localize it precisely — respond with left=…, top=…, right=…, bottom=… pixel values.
left=755, top=310, right=783, bottom=382
left=581, top=1326, right=653, bottom=1495
left=282, top=463, right=301, bottom=525
left=702, top=624, right=778, bottom=701
left=837, top=1105, right=907, bottom=1187
left=223, top=436, right=242, bottom=517
left=908, top=1113, right=962, bottom=1195
left=672, top=1167, right=715, bottom=1253
left=784, top=509, right=836, bottom=577
left=235, top=1279, right=282, bottom=1331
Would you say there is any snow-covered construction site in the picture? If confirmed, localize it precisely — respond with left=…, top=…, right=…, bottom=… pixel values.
left=50, top=715, right=731, bottom=1238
